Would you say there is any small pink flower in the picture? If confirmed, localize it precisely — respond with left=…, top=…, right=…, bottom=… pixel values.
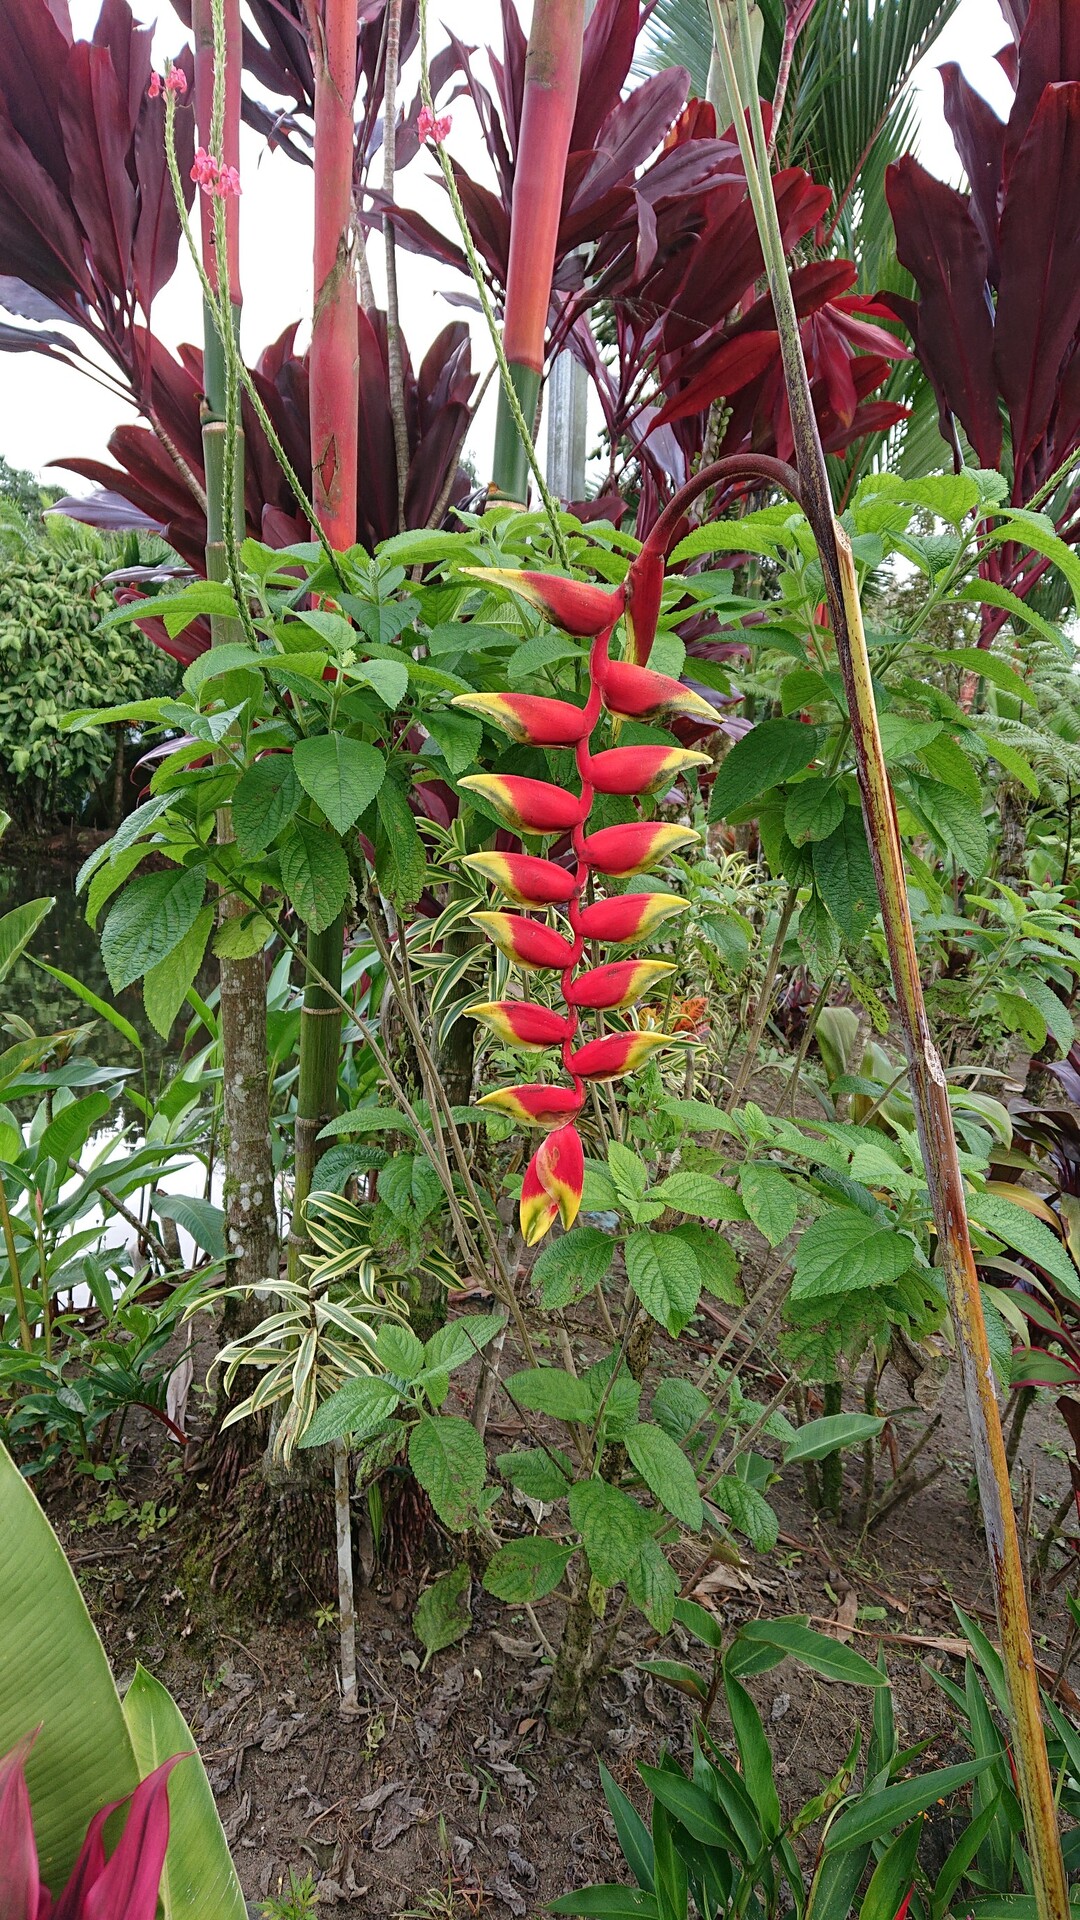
left=190, top=146, right=218, bottom=190
left=417, top=106, right=451, bottom=144
left=215, top=163, right=242, bottom=198
left=147, top=71, right=162, bottom=97
left=165, top=66, right=187, bottom=94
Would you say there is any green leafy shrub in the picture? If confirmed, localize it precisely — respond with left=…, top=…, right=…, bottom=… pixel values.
left=0, top=537, right=176, bottom=828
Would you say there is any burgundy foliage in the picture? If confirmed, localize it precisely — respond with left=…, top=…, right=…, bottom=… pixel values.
left=0, top=0, right=195, bottom=406
left=59, top=313, right=477, bottom=570
left=381, top=0, right=908, bottom=528
left=886, top=0, right=1080, bottom=629
left=0, top=1736, right=183, bottom=1920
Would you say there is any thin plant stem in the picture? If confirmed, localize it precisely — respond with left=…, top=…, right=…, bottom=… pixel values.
left=0, top=1180, right=33, bottom=1354
left=381, top=0, right=411, bottom=526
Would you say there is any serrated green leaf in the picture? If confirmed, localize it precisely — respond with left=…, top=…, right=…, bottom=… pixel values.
left=413, top=1564, right=471, bottom=1662
left=712, top=1475, right=778, bottom=1551
left=504, top=1367, right=594, bottom=1423
left=495, top=1448, right=574, bottom=1501
left=666, top=1225, right=742, bottom=1304
left=425, top=708, right=483, bottom=776
left=101, top=865, right=207, bottom=991
left=710, top=720, right=822, bottom=823
left=483, top=1537, right=575, bottom=1602
left=784, top=779, right=844, bottom=846
left=280, top=818, right=350, bottom=932
left=408, top=1415, right=487, bottom=1531
left=626, top=1536, right=677, bottom=1632
left=649, top=1171, right=746, bottom=1221
left=791, top=1209, right=912, bottom=1305
left=375, top=776, right=427, bottom=907
left=143, top=904, right=213, bottom=1039
left=624, top=1227, right=700, bottom=1335
left=231, top=754, right=301, bottom=854
left=813, top=809, right=879, bottom=939
left=739, top=1164, right=799, bottom=1246
left=568, top=1479, right=651, bottom=1586
left=625, top=1423, right=703, bottom=1529
left=533, top=1226, right=615, bottom=1308
left=293, top=735, right=385, bottom=834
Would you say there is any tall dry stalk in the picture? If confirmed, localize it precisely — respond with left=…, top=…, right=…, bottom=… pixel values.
left=705, top=5, right=1068, bottom=1913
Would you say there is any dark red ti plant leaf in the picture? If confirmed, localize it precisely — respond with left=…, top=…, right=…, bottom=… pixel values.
left=0, top=0, right=195, bottom=407
left=0, top=1734, right=186, bottom=1920
left=58, top=315, right=478, bottom=636
left=886, top=0, right=1080, bottom=637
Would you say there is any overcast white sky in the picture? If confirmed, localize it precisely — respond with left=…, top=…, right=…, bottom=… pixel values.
left=1, top=0, right=1014, bottom=489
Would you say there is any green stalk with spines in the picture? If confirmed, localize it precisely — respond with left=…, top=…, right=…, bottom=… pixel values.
left=190, top=0, right=278, bottom=1308
left=707, top=5, right=1069, bottom=1913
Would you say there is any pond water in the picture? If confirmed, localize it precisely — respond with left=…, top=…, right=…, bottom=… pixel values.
left=1, top=855, right=198, bottom=1080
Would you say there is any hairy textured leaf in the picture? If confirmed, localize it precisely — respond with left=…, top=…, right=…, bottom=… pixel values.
left=101, top=865, right=207, bottom=991
left=280, top=818, right=350, bottom=932
left=408, top=1415, right=487, bottom=1531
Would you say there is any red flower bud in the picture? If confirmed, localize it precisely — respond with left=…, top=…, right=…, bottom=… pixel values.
left=462, top=852, right=577, bottom=905
left=564, top=959, right=676, bottom=1011
left=467, top=1000, right=572, bottom=1049
left=624, top=544, right=665, bottom=666
left=476, top=1084, right=585, bottom=1127
left=585, top=744, right=710, bottom=796
left=598, top=659, right=719, bottom=725
left=450, top=691, right=590, bottom=746
left=568, top=1031, right=674, bottom=1080
left=462, top=568, right=622, bottom=637
left=471, top=912, right=577, bottom=971
left=459, top=774, right=586, bottom=835
left=576, top=892, right=692, bottom=943
left=581, top=822, right=699, bottom=878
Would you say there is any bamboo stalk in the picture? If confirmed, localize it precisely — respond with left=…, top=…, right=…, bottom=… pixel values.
left=492, top=0, right=585, bottom=500
left=705, top=6, right=1069, bottom=1912
left=288, top=916, right=344, bottom=1282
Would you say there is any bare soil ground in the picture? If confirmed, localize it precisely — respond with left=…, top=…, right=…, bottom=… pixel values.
left=45, top=1360, right=1080, bottom=1920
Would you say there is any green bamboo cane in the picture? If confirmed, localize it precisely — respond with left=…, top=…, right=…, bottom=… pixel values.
left=707, top=5, right=1068, bottom=1912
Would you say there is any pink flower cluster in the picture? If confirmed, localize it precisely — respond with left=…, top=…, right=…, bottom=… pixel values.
left=147, top=67, right=187, bottom=98
left=417, top=106, right=452, bottom=145
left=190, top=147, right=242, bottom=198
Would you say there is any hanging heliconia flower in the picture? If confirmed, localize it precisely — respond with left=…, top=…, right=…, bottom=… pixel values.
left=454, top=553, right=712, bottom=1247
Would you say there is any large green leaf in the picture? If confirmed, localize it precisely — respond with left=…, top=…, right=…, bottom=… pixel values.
left=100, top=865, right=207, bottom=991
left=292, top=735, right=385, bottom=833
left=123, top=1666, right=246, bottom=1920
left=709, top=720, right=823, bottom=823
left=791, top=1209, right=912, bottom=1305
left=279, top=818, right=350, bottom=932
left=624, top=1226, right=701, bottom=1334
left=0, top=897, right=53, bottom=983
left=0, top=1441, right=139, bottom=1890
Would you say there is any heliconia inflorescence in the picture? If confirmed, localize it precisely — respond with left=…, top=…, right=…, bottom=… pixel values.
left=455, top=553, right=710, bottom=1246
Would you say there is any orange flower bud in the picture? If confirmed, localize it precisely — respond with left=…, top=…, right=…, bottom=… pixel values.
left=581, top=821, right=699, bottom=878
left=585, top=744, right=711, bottom=796
left=450, top=691, right=591, bottom=745
left=568, top=1031, right=674, bottom=1080
left=564, top=959, right=676, bottom=1011
left=470, top=912, right=577, bottom=971
left=599, top=659, right=719, bottom=725
left=576, top=892, right=692, bottom=943
left=462, top=852, right=577, bottom=905
left=459, top=774, right=586, bottom=835
left=462, top=567, right=622, bottom=636
left=467, top=1000, right=572, bottom=1049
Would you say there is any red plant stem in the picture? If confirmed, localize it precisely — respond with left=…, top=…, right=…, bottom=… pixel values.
left=307, top=0, right=359, bottom=547
left=382, top=0, right=410, bottom=528
left=493, top=0, right=585, bottom=498
left=193, top=0, right=241, bottom=305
